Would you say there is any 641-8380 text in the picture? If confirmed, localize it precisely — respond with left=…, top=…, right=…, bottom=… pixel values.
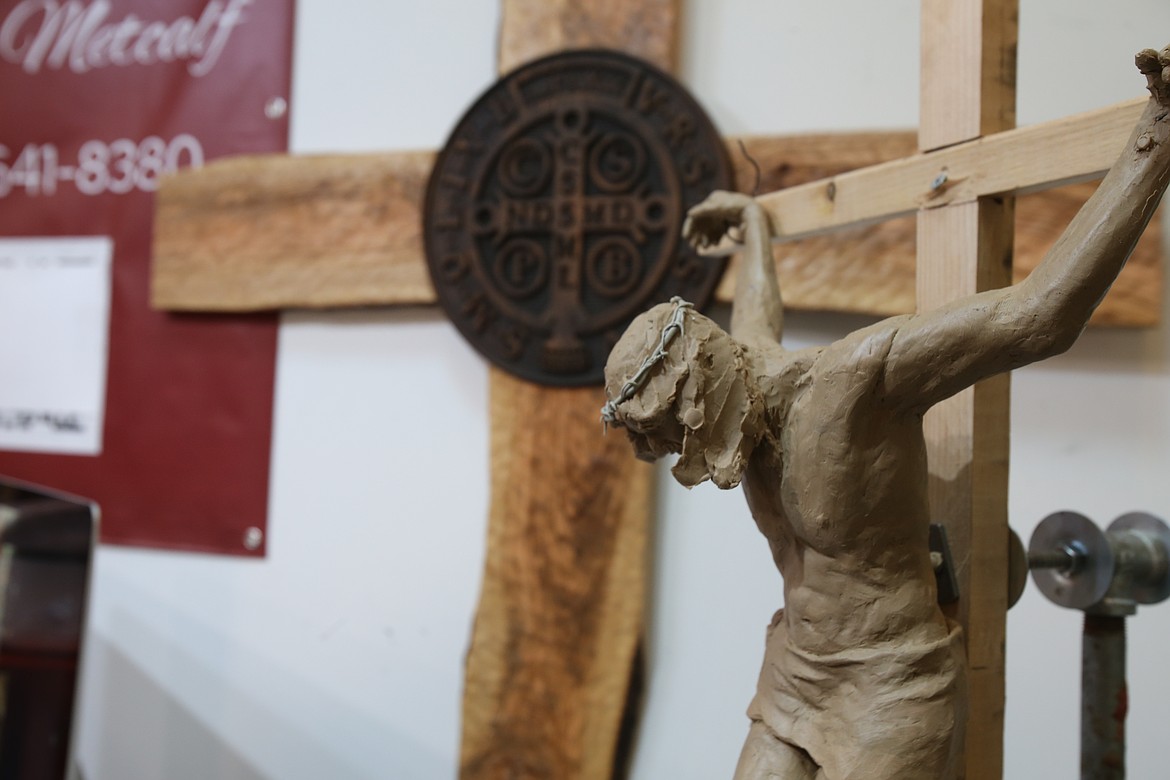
left=0, top=135, right=204, bottom=197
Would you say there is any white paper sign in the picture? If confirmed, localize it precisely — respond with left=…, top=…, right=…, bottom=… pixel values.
left=0, top=236, right=113, bottom=455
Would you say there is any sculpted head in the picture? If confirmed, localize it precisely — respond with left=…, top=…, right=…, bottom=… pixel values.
left=603, top=300, right=764, bottom=490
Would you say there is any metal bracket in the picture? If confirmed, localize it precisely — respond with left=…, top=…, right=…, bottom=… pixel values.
left=930, top=523, right=960, bottom=605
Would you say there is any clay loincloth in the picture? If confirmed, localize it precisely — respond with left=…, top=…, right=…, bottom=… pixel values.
left=747, top=609, right=966, bottom=780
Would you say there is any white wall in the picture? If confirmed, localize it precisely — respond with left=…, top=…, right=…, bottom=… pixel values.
left=76, top=1, right=1170, bottom=778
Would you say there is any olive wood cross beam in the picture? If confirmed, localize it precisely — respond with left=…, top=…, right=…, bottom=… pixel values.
left=150, top=1, right=1161, bottom=778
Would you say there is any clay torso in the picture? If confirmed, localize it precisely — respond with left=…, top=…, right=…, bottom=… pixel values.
left=738, top=320, right=948, bottom=653
left=734, top=325, right=966, bottom=779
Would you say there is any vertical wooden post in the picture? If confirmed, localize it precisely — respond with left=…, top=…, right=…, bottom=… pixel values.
left=461, top=376, right=654, bottom=779
left=918, top=1, right=1017, bottom=778
left=459, top=3, right=679, bottom=778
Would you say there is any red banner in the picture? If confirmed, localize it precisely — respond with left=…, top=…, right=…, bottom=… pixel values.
left=0, top=0, right=293, bottom=556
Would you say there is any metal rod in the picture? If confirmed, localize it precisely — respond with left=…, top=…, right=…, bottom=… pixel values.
left=1081, top=613, right=1127, bottom=780
left=1029, top=542, right=1086, bottom=574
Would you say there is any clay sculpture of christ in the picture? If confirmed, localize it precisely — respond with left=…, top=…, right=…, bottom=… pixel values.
left=601, top=47, right=1170, bottom=779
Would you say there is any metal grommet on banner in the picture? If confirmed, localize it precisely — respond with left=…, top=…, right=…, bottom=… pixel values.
left=265, top=96, right=289, bottom=120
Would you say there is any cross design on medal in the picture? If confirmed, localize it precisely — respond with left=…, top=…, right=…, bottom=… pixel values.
left=425, top=50, right=732, bottom=387
left=474, top=104, right=676, bottom=376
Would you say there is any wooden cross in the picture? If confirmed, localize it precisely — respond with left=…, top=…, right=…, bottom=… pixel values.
left=151, top=1, right=1162, bottom=778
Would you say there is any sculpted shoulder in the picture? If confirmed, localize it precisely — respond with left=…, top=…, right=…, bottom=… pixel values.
left=737, top=338, right=819, bottom=435
left=801, top=315, right=914, bottom=413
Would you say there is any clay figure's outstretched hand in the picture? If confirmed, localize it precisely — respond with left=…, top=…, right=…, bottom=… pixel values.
left=1136, top=45, right=1170, bottom=105
left=683, top=190, right=784, bottom=340
left=682, top=190, right=761, bottom=251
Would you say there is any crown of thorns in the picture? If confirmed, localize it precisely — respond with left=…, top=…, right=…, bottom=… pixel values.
left=600, top=297, right=694, bottom=430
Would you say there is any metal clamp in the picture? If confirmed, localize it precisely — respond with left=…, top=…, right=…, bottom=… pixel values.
left=1028, top=510, right=1170, bottom=614
left=1027, top=510, right=1170, bottom=780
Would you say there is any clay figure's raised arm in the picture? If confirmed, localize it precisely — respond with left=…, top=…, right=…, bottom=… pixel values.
left=683, top=190, right=783, bottom=342
left=879, top=48, right=1170, bottom=414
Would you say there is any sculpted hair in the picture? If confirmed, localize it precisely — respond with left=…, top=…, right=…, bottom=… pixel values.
left=604, top=302, right=763, bottom=489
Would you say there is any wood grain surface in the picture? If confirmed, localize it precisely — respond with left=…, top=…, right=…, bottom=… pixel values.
left=153, top=123, right=1160, bottom=326
left=461, top=2, right=676, bottom=778
left=746, top=98, right=1145, bottom=242
left=917, top=2, right=1017, bottom=777
left=460, top=375, right=653, bottom=779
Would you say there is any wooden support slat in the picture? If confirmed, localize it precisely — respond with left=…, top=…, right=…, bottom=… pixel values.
left=918, top=202, right=1013, bottom=780
left=749, top=98, right=1144, bottom=243
left=917, top=1, right=1016, bottom=778
left=723, top=132, right=1161, bottom=325
left=152, top=119, right=1160, bottom=325
left=920, top=0, right=1017, bottom=149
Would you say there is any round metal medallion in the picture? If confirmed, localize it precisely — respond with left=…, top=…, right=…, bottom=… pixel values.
left=423, top=49, right=733, bottom=386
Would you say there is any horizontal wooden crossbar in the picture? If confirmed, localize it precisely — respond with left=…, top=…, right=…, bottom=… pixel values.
left=151, top=99, right=1160, bottom=326
left=747, top=97, right=1147, bottom=244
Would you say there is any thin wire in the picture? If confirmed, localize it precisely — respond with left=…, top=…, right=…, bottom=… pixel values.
left=738, top=139, right=762, bottom=196
left=600, top=297, right=694, bottom=431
